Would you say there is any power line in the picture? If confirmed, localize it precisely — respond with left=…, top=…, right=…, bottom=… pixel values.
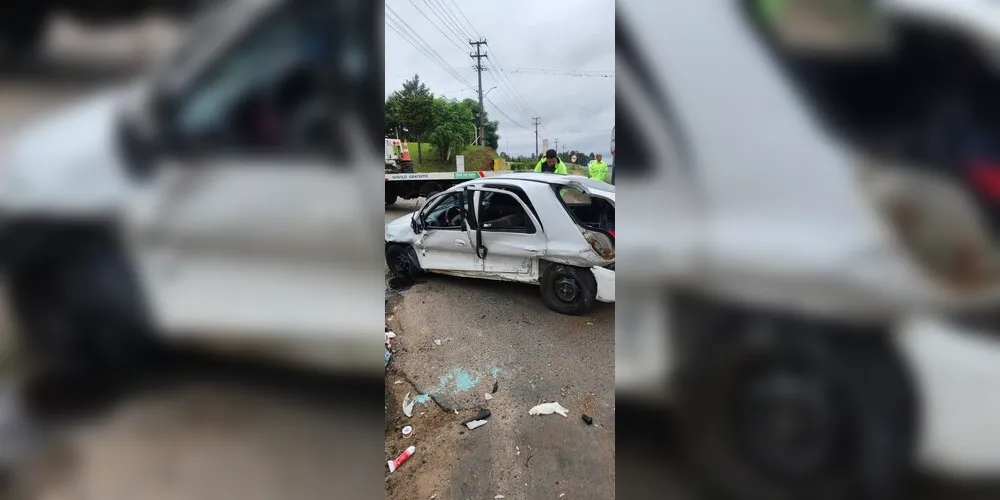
left=485, top=95, right=530, bottom=130
left=404, top=0, right=467, bottom=53
left=423, top=0, right=472, bottom=41
left=385, top=5, right=473, bottom=88
left=436, top=0, right=539, bottom=119
left=409, top=0, right=533, bottom=125
left=486, top=69, right=534, bottom=120
left=485, top=58, right=537, bottom=117
left=446, top=0, right=481, bottom=38
left=505, top=68, right=615, bottom=78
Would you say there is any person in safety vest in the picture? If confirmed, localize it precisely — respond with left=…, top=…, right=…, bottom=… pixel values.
left=588, top=153, right=609, bottom=181
left=534, top=149, right=568, bottom=174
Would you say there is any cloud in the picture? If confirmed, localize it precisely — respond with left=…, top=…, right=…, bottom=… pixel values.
left=385, top=0, right=615, bottom=157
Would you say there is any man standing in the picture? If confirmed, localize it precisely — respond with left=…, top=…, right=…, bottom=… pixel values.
left=588, top=154, right=609, bottom=181
left=534, top=149, right=568, bottom=174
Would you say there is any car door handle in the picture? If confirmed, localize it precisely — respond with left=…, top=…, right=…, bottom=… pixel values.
left=455, top=239, right=467, bottom=247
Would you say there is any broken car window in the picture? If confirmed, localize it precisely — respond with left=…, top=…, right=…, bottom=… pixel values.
left=174, top=0, right=333, bottom=153
left=558, top=186, right=592, bottom=205
left=479, top=191, right=535, bottom=234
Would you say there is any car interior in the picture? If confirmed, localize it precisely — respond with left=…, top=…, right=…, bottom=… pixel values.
left=424, top=193, right=465, bottom=229
left=174, top=2, right=332, bottom=153
left=479, top=192, right=531, bottom=232
left=557, top=186, right=615, bottom=238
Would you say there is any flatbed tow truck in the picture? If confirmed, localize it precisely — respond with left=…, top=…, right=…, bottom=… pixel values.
left=384, top=137, right=509, bottom=204
left=384, top=170, right=510, bottom=205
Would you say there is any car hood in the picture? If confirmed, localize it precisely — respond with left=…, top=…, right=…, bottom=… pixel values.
left=0, top=84, right=137, bottom=213
left=385, top=212, right=419, bottom=243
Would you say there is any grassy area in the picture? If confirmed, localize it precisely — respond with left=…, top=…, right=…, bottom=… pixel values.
left=408, top=143, right=613, bottom=182
left=409, top=143, right=504, bottom=173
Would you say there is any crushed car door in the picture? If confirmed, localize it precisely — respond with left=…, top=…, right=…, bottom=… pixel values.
left=123, top=0, right=380, bottom=341
left=413, top=191, right=482, bottom=273
left=467, top=186, right=547, bottom=278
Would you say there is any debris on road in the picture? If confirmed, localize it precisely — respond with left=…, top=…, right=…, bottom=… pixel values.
left=494, top=495, right=505, bottom=499
left=385, top=347, right=392, bottom=368
left=465, top=419, right=488, bottom=430
left=387, top=445, right=416, bottom=473
left=433, top=339, right=442, bottom=346
left=460, top=409, right=491, bottom=425
left=403, top=393, right=415, bottom=417
left=386, top=331, right=397, bottom=339
left=491, top=380, right=499, bottom=393
left=582, top=414, right=594, bottom=425
left=484, top=393, right=493, bottom=401
left=529, top=402, right=569, bottom=417
left=402, top=425, right=413, bottom=438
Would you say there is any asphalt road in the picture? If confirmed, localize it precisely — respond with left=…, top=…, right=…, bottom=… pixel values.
left=384, top=199, right=616, bottom=500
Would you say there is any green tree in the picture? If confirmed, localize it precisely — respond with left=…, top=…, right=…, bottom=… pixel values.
left=393, top=74, right=434, bottom=165
left=428, top=98, right=475, bottom=162
left=384, top=92, right=403, bottom=137
left=460, top=98, right=500, bottom=149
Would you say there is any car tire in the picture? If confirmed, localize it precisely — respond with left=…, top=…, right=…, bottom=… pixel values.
left=676, top=307, right=916, bottom=500
left=386, top=244, right=420, bottom=280
left=539, top=264, right=598, bottom=315
left=10, top=238, right=159, bottom=379
left=386, top=192, right=397, bottom=205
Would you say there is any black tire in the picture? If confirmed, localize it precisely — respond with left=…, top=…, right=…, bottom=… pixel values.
left=385, top=244, right=419, bottom=280
left=10, top=239, right=159, bottom=379
left=676, top=307, right=916, bottom=500
left=386, top=189, right=397, bottom=205
left=539, top=264, right=597, bottom=315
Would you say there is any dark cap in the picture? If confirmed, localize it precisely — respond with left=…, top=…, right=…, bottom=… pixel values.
left=545, top=149, right=558, bottom=159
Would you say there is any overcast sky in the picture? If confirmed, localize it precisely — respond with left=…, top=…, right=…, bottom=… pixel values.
left=385, top=0, right=615, bottom=158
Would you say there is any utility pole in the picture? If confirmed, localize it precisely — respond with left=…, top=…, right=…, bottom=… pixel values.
left=532, top=117, right=541, bottom=157
left=554, top=138, right=559, bottom=154
left=470, top=38, right=488, bottom=146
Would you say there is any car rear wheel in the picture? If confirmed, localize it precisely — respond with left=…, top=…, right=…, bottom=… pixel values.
left=539, top=264, right=597, bottom=315
left=677, top=307, right=916, bottom=500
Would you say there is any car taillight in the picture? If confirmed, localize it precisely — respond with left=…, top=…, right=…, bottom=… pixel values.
left=966, top=162, right=1000, bottom=203
left=862, top=161, right=1000, bottom=292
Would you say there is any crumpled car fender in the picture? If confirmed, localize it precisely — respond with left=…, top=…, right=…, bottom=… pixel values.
left=592, top=266, right=615, bottom=302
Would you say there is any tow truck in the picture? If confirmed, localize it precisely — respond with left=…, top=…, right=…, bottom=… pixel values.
left=384, top=138, right=508, bottom=204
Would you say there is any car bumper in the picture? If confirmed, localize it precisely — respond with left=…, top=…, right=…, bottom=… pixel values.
left=592, top=266, right=615, bottom=302
left=899, top=316, right=1000, bottom=477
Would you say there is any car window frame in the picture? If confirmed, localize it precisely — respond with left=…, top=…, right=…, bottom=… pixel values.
left=421, top=191, right=467, bottom=231
left=163, top=0, right=331, bottom=159
left=469, top=186, right=540, bottom=235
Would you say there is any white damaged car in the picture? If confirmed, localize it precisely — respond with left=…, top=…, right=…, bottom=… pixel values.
left=385, top=173, right=615, bottom=315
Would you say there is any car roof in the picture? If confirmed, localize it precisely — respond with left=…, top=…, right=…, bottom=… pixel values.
left=465, top=173, right=616, bottom=193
